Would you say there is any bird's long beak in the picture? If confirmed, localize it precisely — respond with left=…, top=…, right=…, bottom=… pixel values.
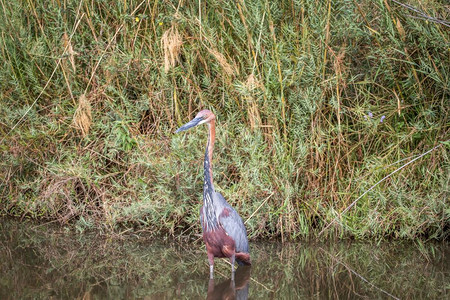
left=175, top=117, right=204, bottom=133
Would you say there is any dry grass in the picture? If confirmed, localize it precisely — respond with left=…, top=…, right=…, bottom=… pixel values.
left=73, top=94, right=92, bottom=137
left=161, top=25, right=183, bottom=72
left=61, top=32, right=77, bottom=72
left=208, top=48, right=238, bottom=77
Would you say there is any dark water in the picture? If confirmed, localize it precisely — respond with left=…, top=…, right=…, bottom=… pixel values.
left=0, top=221, right=448, bottom=299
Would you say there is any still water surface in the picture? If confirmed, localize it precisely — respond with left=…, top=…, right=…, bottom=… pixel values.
left=1, top=220, right=448, bottom=299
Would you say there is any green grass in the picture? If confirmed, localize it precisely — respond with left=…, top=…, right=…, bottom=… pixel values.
left=0, top=0, right=448, bottom=240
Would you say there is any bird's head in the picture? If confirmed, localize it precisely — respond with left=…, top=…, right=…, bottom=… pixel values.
left=175, top=110, right=215, bottom=133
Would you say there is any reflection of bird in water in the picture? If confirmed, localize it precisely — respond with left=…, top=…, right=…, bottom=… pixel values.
left=176, top=110, right=251, bottom=279
left=207, top=265, right=251, bottom=300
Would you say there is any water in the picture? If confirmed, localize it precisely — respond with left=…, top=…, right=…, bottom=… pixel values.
left=1, top=220, right=448, bottom=299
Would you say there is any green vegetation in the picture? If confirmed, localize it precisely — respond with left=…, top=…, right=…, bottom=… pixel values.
left=0, top=0, right=448, bottom=240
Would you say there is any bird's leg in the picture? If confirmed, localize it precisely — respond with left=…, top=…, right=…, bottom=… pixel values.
left=207, top=251, right=214, bottom=279
left=208, top=277, right=215, bottom=293
left=230, top=253, right=236, bottom=281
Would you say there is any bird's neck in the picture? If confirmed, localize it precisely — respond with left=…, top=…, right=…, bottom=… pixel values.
left=204, top=120, right=215, bottom=187
left=202, top=120, right=218, bottom=231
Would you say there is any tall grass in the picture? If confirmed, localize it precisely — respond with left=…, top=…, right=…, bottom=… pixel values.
left=0, top=0, right=448, bottom=240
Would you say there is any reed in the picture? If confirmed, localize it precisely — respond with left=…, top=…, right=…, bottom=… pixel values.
left=0, top=0, right=448, bottom=240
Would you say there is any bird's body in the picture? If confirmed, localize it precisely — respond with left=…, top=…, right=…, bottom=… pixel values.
left=176, top=110, right=251, bottom=279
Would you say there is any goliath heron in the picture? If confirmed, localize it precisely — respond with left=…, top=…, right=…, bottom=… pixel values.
left=176, top=110, right=251, bottom=279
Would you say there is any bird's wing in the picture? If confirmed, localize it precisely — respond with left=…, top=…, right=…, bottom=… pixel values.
left=215, top=192, right=249, bottom=253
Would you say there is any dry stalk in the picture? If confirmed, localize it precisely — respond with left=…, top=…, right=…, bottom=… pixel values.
left=208, top=48, right=238, bottom=76
left=73, top=94, right=92, bottom=137
left=61, top=32, right=77, bottom=72
left=161, top=25, right=183, bottom=72
left=245, top=73, right=262, bottom=129
left=245, top=73, right=260, bottom=91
